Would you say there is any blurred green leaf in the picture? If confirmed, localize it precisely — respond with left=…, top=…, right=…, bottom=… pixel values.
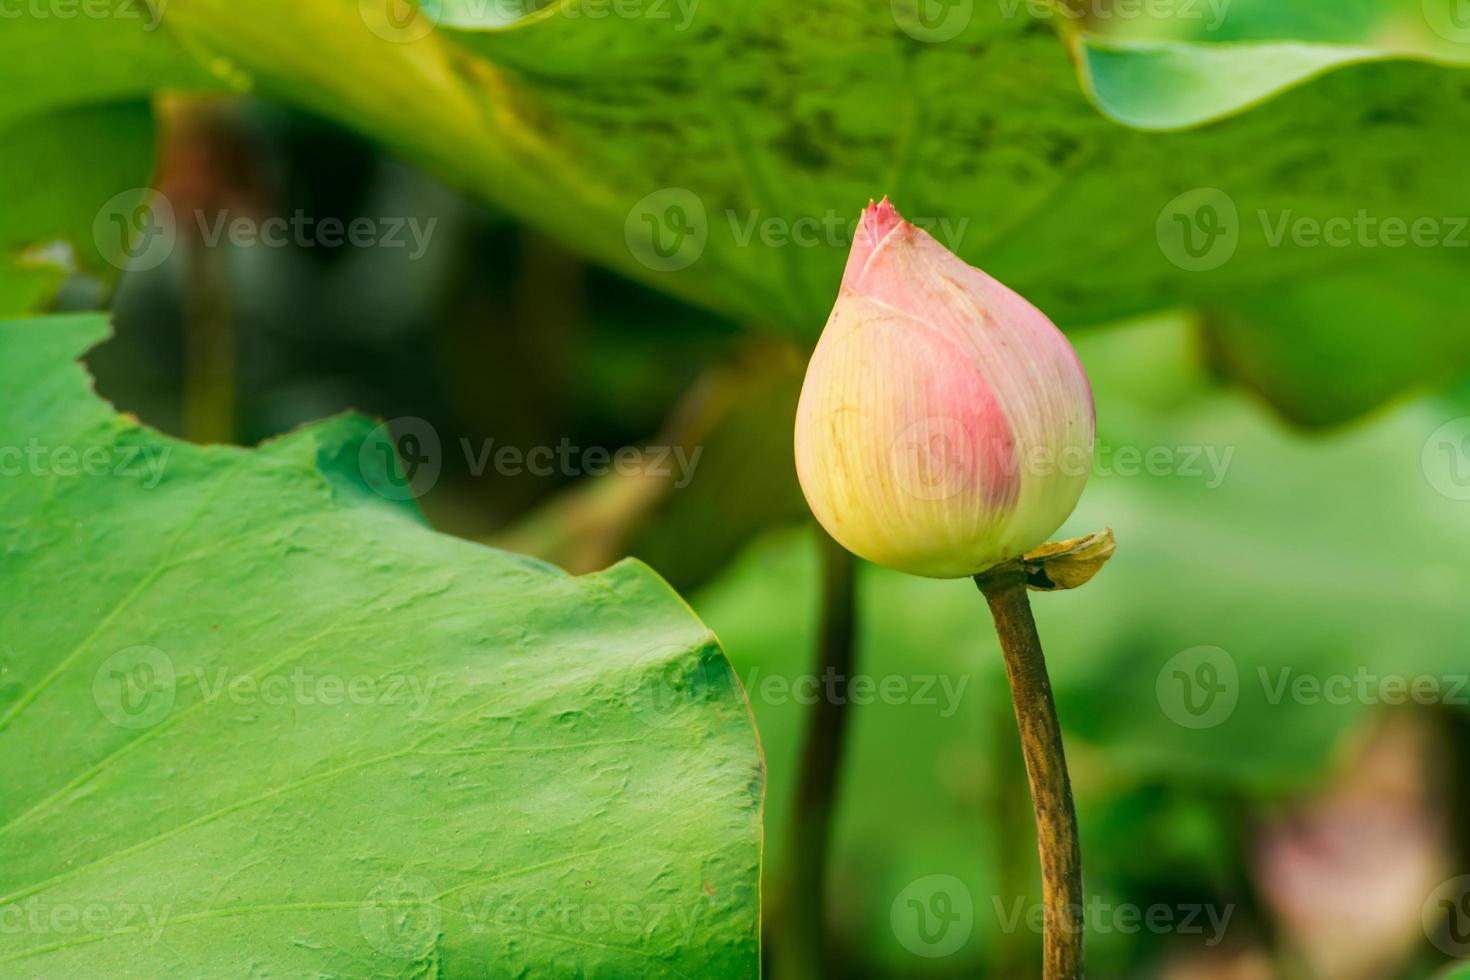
left=0, top=0, right=220, bottom=314
left=0, top=104, right=156, bottom=314
left=0, top=0, right=216, bottom=131
left=1203, top=252, right=1470, bottom=426
left=621, top=353, right=808, bottom=593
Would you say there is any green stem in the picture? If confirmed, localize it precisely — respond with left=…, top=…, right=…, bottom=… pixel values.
left=778, top=531, right=857, bottom=979
left=975, top=567, right=1084, bottom=980
left=180, top=227, right=235, bottom=445
left=992, top=685, right=1031, bottom=977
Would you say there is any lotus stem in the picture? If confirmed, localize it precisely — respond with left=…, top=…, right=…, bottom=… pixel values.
left=975, top=566, right=1084, bottom=980
left=778, top=530, right=858, bottom=979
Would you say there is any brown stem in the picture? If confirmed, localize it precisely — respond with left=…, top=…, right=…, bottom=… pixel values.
left=975, top=567, right=1084, bottom=980
left=777, top=530, right=857, bottom=979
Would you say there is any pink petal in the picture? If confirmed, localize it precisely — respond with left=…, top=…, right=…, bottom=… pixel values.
left=840, top=196, right=906, bottom=292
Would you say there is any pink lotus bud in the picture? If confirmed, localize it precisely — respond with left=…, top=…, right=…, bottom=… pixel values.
left=794, top=199, right=1095, bottom=578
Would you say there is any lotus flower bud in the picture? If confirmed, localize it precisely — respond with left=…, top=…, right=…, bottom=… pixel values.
left=794, top=199, right=1095, bottom=578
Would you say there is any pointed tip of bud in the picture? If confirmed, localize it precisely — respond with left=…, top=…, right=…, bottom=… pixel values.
left=845, top=196, right=909, bottom=289
left=862, top=196, right=904, bottom=243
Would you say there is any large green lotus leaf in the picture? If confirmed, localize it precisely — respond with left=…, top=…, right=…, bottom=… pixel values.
left=7, top=0, right=1470, bottom=421
left=0, top=315, right=762, bottom=977
left=429, top=2, right=1470, bottom=343
left=692, top=314, right=1470, bottom=972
